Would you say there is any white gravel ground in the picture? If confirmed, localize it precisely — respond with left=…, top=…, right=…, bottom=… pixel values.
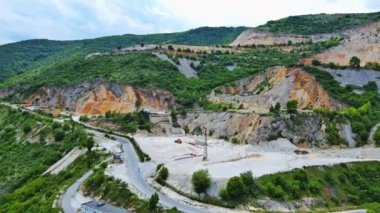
left=89, top=130, right=122, bottom=153
left=133, top=135, right=380, bottom=195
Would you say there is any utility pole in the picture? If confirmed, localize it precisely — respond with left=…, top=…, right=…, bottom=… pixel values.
left=203, top=127, right=208, bottom=161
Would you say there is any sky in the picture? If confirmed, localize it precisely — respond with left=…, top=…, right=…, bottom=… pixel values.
left=0, top=0, right=379, bottom=45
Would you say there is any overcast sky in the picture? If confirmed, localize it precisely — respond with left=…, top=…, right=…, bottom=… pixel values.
left=0, top=0, right=379, bottom=45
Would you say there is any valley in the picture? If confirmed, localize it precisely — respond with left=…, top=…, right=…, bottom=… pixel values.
left=0, top=10, right=380, bottom=213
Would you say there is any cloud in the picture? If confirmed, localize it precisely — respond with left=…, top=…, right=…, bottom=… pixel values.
left=365, top=0, right=380, bottom=10
left=0, top=0, right=378, bottom=45
left=156, top=0, right=372, bottom=27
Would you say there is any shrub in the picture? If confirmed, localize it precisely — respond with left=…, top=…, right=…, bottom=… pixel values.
left=86, top=137, right=95, bottom=152
left=79, top=116, right=89, bottom=122
left=105, top=111, right=112, bottom=118
left=23, top=123, right=32, bottom=133
left=374, top=128, right=380, bottom=146
left=54, top=129, right=65, bottom=141
left=52, top=122, right=61, bottom=129
left=156, top=166, right=169, bottom=185
left=240, top=171, right=261, bottom=197
left=270, top=102, right=281, bottom=114
left=312, top=59, right=321, bottom=66
left=135, top=99, right=141, bottom=109
left=62, top=122, right=71, bottom=131
left=224, top=176, right=246, bottom=201
left=349, top=56, right=361, bottom=68
left=286, top=100, right=298, bottom=113
left=266, top=183, right=286, bottom=200
left=192, top=170, right=211, bottom=194
left=148, top=192, right=159, bottom=210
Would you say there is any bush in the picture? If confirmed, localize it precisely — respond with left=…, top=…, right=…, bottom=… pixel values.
left=349, top=56, right=361, bottom=68
left=365, top=62, right=380, bottom=71
left=62, top=122, right=71, bottom=131
left=148, top=192, right=159, bottom=210
left=240, top=171, right=261, bottom=197
left=192, top=170, right=211, bottom=194
left=51, top=122, right=61, bottom=129
left=23, top=123, right=32, bottom=133
left=312, top=59, right=321, bottom=66
left=224, top=176, right=246, bottom=201
left=156, top=166, right=169, bottom=185
left=286, top=100, right=298, bottom=113
left=86, top=137, right=95, bottom=151
left=267, top=183, right=286, bottom=200
left=270, top=102, right=281, bottom=114
left=54, top=129, right=65, bottom=141
left=79, top=116, right=89, bottom=122
left=127, top=136, right=150, bottom=162
left=374, top=128, right=380, bottom=146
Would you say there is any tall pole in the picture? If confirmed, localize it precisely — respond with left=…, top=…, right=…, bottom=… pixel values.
left=203, top=127, right=208, bottom=161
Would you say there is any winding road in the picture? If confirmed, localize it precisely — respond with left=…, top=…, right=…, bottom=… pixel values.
left=61, top=169, right=94, bottom=213
left=116, top=136, right=209, bottom=213
left=0, top=104, right=216, bottom=213
left=60, top=132, right=214, bottom=213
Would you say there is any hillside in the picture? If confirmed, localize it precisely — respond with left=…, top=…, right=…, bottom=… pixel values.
left=256, top=12, right=380, bottom=35
left=0, top=105, right=94, bottom=195
left=0, top=48, right=302, bottom=107
left=209, top=66, right=342, bottom=111
left=0, top=27, right=246, bottom=82
left=1, top=10, right=380, bottom=213
left=309, top=21, right=380, bottom=66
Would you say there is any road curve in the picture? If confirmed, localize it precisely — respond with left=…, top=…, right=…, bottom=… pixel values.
left=116, top=136, right=209, bottom=213
left=61, top=169, right=94, bottom=213
left=1, top=103, right=225, bottom=213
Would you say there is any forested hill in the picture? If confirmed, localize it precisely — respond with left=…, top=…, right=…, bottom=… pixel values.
left=256, top=12, right=380, bottom=35
left=0, top=26, right=246, bottom=82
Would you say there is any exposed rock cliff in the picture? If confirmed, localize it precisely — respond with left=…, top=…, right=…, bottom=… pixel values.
left=233, top=22, right=380, bottom=67
left=178, top=112, right=328, bottom=146
left=7, top=79, right=174, bottom=115
left=209, top=66, right=342, bottom=111
left=231, top=29, right=312, bottom=46
left=311, top=22, right=380, bottom=66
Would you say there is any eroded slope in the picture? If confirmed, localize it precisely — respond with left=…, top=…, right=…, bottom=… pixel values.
left=209, top=66, right=342, bottom=111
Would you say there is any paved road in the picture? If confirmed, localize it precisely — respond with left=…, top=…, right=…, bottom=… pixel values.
left=61, top=169, right=94, bottom=213
left=116, top=136, right=208, bottom=213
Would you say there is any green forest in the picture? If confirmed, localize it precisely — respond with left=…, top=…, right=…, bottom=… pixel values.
left=219, top=161, right=380, bottom=211
left=0, top=27, right=245, bottom=82
left=0, top=48, right=302, bottom=107
left=257, top=12, right=380, bottom=34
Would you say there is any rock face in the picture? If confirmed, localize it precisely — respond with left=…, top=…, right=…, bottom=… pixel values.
left=20, top=79, right=174, bottom=115
left=233, top=22, right=380, bottom=67
left=153, top=53, right=199, bottom=78
left=324, top=68, right=380, bottom=94
left=209, top=66, right=342, bottom=111
left=231, top=29, right=312, bottom=46
left=312, top=22, right=380, bottom=66
left=178, top=112, right=327, bottom=145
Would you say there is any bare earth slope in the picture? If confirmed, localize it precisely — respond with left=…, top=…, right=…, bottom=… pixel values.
left=311, top=21, right=380, bottom=66
left=2, top=79, right=174, bottom=115
left=209, top=66, right=342, bottom=111
left=233, top=22, right=380, bottom=67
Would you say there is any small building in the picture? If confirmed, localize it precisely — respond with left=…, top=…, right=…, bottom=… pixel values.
left=81, top=200, right=128, bottom=213
left=112, top=153, right=122, bottom=164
